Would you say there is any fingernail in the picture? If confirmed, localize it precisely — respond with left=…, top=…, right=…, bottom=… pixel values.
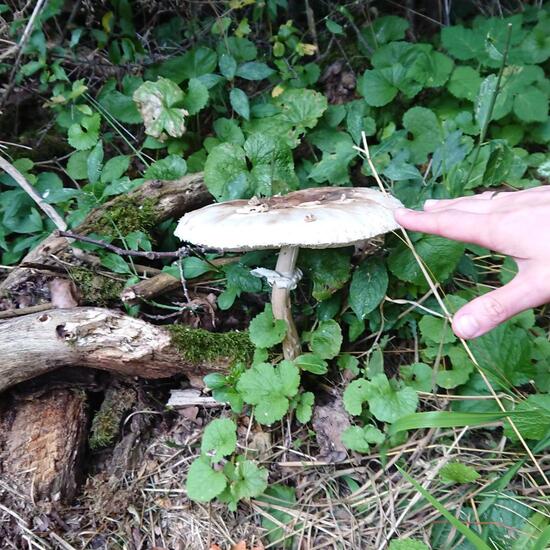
left=394, top=207, right=413, bottom=217
left=424, top=199, right=438, bottom=209
left=454, top=315, right=480, bottom=339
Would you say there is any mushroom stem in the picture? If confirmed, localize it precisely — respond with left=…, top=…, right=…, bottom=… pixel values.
left=272, top=245, right=301, bottom=360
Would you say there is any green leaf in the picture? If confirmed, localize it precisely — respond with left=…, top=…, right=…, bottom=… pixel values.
left=513, top=87, right=548, bottom=122
left=326, top=19, right=344, bottom=35
left=214, top=117, right=245, bottom=145
left=294, top=353, right=328, bottom=375
left=201, top=418, right=237, bottom=462
left=299, top=248, right=352, bottom=301
left=400, top=363, right=433, bottom=392
left=389, top=539, right=429, bottom=550
left=100, top=252, right=131, bottom=274
left=296, top=392, right=314, bottom=424
left=186, top=456, right=227, bottom=502
left=183, top=77, right=209, bottom=115
left=441, top=25, right=485, bottom=61
left=504, top=394, right=550, bottom=441
left=358, top=69, right=398, bottom=107
left=349, top=258, right=388, bottom=320
left=439, top=462, right=480, bottom=485
left=156, top=46, right=217, bottom=83
left=388, top=235, right=465, bottom=287
left=66, top=150, right=90, bottom=180
left=337, top=354, right=360, bottom=376
left=341, top=424, right=385, bottom=453
left=361, top=15, right=409, bottom=50
left=219, top=53, right=237, bottom=79
left=309, top=320, right=342, bottom=359
left=236, top=361, right=300, bottom=425
left=343, top=378, right=371, bottom=416
left=277, top=88, right=328, bottom=131
left=87, top=141, right=104, bottom=185
left=367, top=374, right=418, bottom=423
left=402, top=106, right=442, bottom=163
left=230, top=88, right=250, bottom=120
left=475, top=74, right=498, bottom=130
left=222, top=457, right=268, bottom=505
left=133, top=77, right=188, bottom=138
left=144, top=155, right=187, bottom=180
left=68, top=113, right=101, bottom=150
left=448, top=66, right=482, bottom=101
left=419, top=316, right=455, bottom=345
left=258, top=484, right=297, bottom=548
left=235, top=61, right=275, bottom=80
left=249, top=305, right=287, bottom=349
left=101, top=155, right=130, bottom=184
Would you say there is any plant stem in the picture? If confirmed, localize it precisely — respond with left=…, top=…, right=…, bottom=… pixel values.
left=271, top=246, right=301, bottom=360
left=464, top=23, right=513, bottom=186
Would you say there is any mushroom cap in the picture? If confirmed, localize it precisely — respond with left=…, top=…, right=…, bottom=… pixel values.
left=175, top=187, right=403, bottom=251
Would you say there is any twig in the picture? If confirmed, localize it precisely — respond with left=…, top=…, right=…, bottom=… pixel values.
left=0, top=154, right=67, bottom=231
left=354, top=131, right=550, bottom=489
left=56, top=230, right=194, bottom=259
left=0, top=303, right=52, bottom=319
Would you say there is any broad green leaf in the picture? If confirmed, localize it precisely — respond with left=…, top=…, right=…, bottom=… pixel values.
left=277, top=88, right=328, bottom=130
left=448, top=66, right=482, bottom=101
left=361, top=15, right=409, bottom=50
left=513, top=87, right=548, bottom=122
left=144, top=155, right=187, bottom=180
left=475, top=74, right=498, bottom=130
left=156, top=46, right=217, bottom=83
left=389, top=540, right=429, bottom=550
left=294, top=353, right=328, bottom=375
left=341, top=424, right=385, bottom=453
left=309, top=320, right=342, bottom=359
left=296, top=392, right=314, bottom=423
left=388, top=235, right=465, bottom=287
left=66, top=150, right=90, bottom=180
left=201, top=418, right=237, bottom=462
left=367, top=374, right=418, bottom=423
left=236, top=61, right=275, bottom=80
left=249, top=305, right=287, bottom=349
left=133, top=77, right=188, bottom=138
left=504, top=394, right=550, bottom=441
left=236, top=361, right=300, bottom=425
left=299, top=248, right=352, bottom=301
left=400, top=363, right=433, bottom=392
left=358, top=69, right=398, bottom=107
left=419, top=316, right=455, bottom=345
left=86, top=141, right=104, bottom=185
left=68, top=113, right=101, bottom=150
left=439, top=462, right=480, bottom=485
left=100, top=252, right=131, bottom=274
left=349, top=258, right=388, bottom=320
left=441, top=25, right=485, bottom=61
left=230, top=88, right=250, bottom=120
left=402, top=106, right=442, bottom=163
left=221, top=457, right=268, bottom=508
left=344, top=378, right=371, bottom=416
left=219, top=53, right=237, bottom=79
left=183, top=77, right=209, bottom=115
left=258, top=484, right=297, bottom=548
left=101, top=155, right=130, bottom=184
left=186, top=456, right=227, bottom=502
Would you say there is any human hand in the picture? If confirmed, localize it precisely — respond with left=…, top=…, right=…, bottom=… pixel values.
left=394, top=187, right=550, bottom=339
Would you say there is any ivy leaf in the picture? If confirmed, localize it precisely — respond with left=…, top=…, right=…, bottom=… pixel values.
left=367, top=374, right=419, bottom=423
left=144, top=155, right=187, bottom=180
left=68, top=113, right=101, bottom=150
left=201, top=418, right=237, bottom=462
left=230, top=88, right=250, bottom=120
left=388, top=235, right=465, bottom=287
left=299, top=248, right=352, bottom=301
left=235, top=61, right=275, bottom=80
left=341, top=424, right=385, bottom=453
left=249, top=305, right=287, bottom=349
left=439, top=462, right=480, bottom=485
left=186, top=456, right=227, bottom=502
left=309, top=320, right=342, bottom=359
left=349, top=258, right=388, bottom=320
left=296, top=392, right=314, bottom=423
left=183, top=78, right=209, bottom=115
left=133, top=77, right=188, bottom=138
left=236, top=361, right=300, bottom=425
left=294, top=353, right=328, bottom=375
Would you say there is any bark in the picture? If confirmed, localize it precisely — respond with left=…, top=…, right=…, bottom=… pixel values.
left=0, top=388, right=89, bottom=501
left=0, top=173, right=211, bottom=296
left=0, top=307, right=228, bottom=394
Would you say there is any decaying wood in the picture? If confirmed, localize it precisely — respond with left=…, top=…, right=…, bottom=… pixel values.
left=0, top=388, right=89, bottom=501
left=0, top=307, right=229, bottom=394
left=0, top=173, right=211, bottom=297
left=167, top=388, right=221, bottom=409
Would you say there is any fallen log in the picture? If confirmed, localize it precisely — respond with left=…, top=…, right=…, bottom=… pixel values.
left=0, top=307, right=234, bottom=394
left=0, top=173, right=211, bottom=298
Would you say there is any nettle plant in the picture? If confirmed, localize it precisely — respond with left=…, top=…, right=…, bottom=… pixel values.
left=3, top=0, right=550, bottom=521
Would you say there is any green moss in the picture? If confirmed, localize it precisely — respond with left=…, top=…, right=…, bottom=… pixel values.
left=70, top=267, right=123, bottom=306
left=168, top=325, right=254, bottom=365
left=89, top=386, right=137, bottom=450
left=95, top=196, right=157, bottom=237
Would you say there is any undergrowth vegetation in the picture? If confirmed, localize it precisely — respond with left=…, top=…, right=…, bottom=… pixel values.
left=1, top=0, right=550, bottom=548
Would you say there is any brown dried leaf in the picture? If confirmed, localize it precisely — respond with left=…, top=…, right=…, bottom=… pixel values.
left=312, top=395, right=351, bottom=462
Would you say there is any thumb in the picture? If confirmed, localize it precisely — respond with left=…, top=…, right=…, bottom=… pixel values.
left=452, top=272, right=545, bottom=339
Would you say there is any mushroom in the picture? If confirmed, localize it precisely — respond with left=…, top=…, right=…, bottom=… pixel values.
left=175, top=187, right=403, bottom=360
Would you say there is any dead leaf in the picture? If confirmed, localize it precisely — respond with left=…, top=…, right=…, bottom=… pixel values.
left=312, top=395, right=351, bottom=462
left=231, top=542, right=247, bottom=550
left=49, top=278, right=79, bottom=308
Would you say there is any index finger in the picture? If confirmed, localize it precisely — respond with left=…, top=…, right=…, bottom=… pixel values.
left=394, top=208, right=499, bottom=250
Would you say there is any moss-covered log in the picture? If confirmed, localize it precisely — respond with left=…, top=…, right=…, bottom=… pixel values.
left=0, top=172, right=211, bottom=298
left=0, top=307, right=250, bottom=394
